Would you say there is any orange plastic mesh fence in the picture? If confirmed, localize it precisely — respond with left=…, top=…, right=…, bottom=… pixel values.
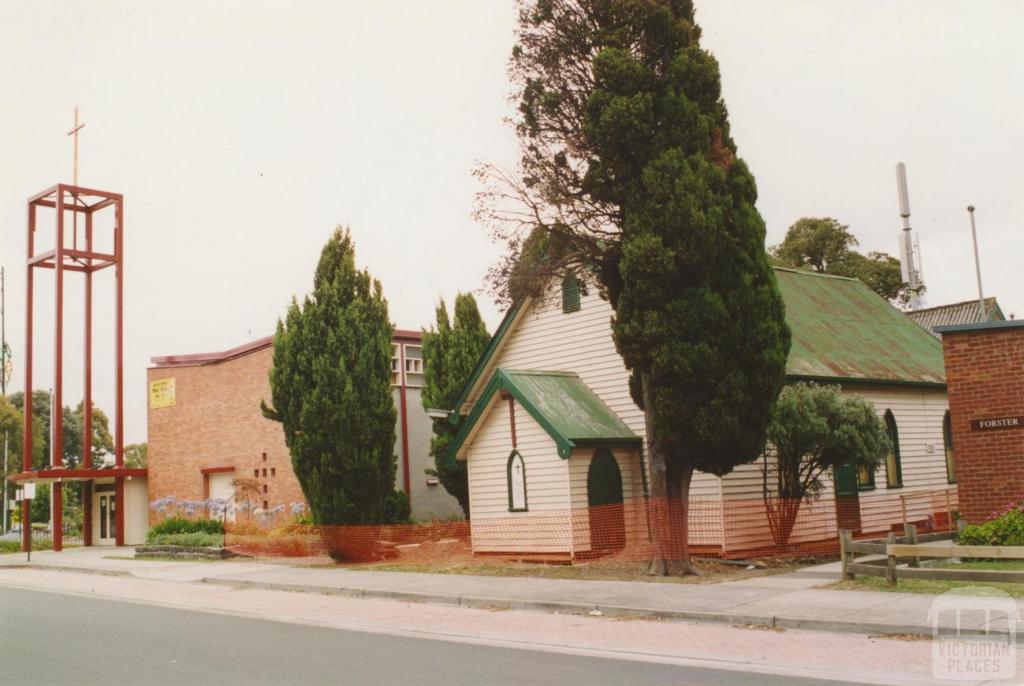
left=223, top=488, right=958, bottom=563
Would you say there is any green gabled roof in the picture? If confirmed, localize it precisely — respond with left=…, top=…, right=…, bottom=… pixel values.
left=450, top=369, right=639, bottom=461
left=775, top=268, right=945, bottom=386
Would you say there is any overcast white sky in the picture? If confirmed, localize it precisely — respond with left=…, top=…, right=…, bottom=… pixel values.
left=1, top=1, right=1021, bottom=445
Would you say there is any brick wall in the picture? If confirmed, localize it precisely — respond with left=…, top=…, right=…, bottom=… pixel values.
left=147, top=338, right=461, bottom=524
left=147, top=346, right=305, bottom=523
left=941, top=322, right=1024, bottom=522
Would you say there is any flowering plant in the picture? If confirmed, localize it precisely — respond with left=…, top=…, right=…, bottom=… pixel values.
left=959, top=496, right=1024, bottom=546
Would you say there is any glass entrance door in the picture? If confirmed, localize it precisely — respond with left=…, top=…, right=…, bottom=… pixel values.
left=96, top=492, right=116, bottom=544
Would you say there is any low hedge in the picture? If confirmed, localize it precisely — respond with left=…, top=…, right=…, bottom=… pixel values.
left=146, top=532, right=223, bottom=547
left=959, top=506, right=1024, bottom=546
left=146, top=517, right=224, bottom=543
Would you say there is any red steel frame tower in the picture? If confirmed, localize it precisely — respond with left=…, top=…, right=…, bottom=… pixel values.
left=13, top=183, right=137, bottom=551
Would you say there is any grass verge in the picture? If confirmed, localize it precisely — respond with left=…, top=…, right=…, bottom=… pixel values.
left=827, top=574, right=1024, bottom=598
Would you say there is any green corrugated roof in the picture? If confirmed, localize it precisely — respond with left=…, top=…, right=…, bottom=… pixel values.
left=450, top=369, right=639, bottom=460
left=776, top=268, right=945, bottom=386
left=505, top=370, right=638, bottom=442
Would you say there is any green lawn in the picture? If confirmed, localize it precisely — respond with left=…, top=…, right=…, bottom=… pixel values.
left=938, top=560, right=1024, bottom=571
left=828, top=559, right=1024, bottom=597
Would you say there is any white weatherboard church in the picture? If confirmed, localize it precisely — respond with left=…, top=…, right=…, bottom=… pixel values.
left=448, top=268, right=958, bottom=559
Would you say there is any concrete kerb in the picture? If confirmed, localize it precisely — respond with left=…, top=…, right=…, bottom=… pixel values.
left=200, top=574, right=977, bottom=638
left=9, top=564, right=131, bottom=578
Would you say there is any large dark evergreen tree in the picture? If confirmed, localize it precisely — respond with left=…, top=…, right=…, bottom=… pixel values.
left=421, top=293, right=491, bottom=518
left=263, top=228, right=398, bottom=528
left=479, top=0, right=790, bottom=573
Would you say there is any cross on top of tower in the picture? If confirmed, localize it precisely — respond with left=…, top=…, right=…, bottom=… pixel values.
left=67, top=106, right=85, bottom=185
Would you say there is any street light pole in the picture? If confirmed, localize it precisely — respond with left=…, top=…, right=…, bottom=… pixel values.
left=967, top=206, right=986, bottom=322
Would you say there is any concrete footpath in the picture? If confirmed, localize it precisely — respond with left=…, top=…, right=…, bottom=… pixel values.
left=0, top=547, right=1015, bottom=638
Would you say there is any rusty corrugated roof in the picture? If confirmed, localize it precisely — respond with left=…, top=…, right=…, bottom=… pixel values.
left=776, top=268, right=945, bottom=386
left=906, top=297, right=1005, bottom=338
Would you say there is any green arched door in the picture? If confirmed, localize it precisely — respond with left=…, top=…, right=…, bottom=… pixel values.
left=588, top=449, right=625, bottom=552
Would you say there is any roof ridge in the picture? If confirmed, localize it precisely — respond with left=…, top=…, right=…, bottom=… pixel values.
left=772, top=266, right=861, bottom=283
left=908, top=297, right=1000, bottom=315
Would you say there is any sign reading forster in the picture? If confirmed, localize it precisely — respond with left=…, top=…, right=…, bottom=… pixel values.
left=970, top=416, right=1024, bottom=432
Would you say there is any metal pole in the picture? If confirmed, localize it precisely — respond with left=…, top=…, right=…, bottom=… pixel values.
left=2, top=433, right=7, bottom=535
left=23, top=201, right=35, bottom=555
left=2, top=265, right=7, bottom=535
left=967, top=206, right=986, bottom=322
left=2, top=265, right=6, bottom=396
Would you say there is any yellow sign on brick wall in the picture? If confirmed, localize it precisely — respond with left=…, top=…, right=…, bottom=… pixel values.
left=150, top=378, right=176, bottom=409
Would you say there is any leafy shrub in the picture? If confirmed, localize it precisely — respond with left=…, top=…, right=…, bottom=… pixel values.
left=147, top=532, right=223, bottom=547
left=959, top=502, right=1024, bottom=546
left=0, top=538, right=66, bottom=554
left=146, top=516, right=224, bottom=542
left=383, top=490, right=411, bottom=525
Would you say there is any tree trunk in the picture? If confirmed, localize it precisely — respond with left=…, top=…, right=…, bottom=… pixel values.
left=764, top=496, right=802, bottom=546
left=641, top=373, right=698, bottom=576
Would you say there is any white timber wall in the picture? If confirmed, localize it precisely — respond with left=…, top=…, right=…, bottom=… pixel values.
left=720, top=385, right=956, bottom=551
left=466, top=398, right=572, bottom=554
left=476, top=282, right=724, bottom=501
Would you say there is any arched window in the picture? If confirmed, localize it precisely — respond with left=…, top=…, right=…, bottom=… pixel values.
left=561, top=274, right=581, bottom=313
left=943, top=410, right=956, bottom=484
left=884, top=410, right=902, bottom=488
left=507, top=450, right=527, bottom=512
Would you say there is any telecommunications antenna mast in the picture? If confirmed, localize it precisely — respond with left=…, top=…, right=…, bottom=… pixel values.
left=895, top=162, right=924, bottom=309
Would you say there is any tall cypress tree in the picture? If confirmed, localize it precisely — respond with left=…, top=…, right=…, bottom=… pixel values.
left=421, top=293, right=490, bottom=518
left=263, top=228, right=397, bottom=527
left=482, top=1, right=790, bottom=573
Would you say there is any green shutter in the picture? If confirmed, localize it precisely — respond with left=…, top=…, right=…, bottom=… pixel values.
left=562, top=274, right=581, bottom=313
left=834, top=463, right=858, bottom=497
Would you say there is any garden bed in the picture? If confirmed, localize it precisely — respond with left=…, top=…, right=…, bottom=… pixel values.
left=134, top=544, right=241, bottom=560
left=346, top=553, right=813, bottom=583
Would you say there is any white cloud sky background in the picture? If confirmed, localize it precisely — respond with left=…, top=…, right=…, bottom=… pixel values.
left=1, top=0, right=1021, bottom=446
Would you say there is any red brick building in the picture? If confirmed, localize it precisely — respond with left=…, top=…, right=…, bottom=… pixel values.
left=937, top=320, right=1024, bottom=522
left=147, top=330, right=461, bottom=524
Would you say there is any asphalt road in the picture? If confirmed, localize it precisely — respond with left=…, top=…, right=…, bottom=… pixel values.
left=0, top=587, right=873, bottom=686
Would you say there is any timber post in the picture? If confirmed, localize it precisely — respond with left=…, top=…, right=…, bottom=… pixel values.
left=839, top=529, right=854, bottom=580
left=885, top=531, right=898, bottom=586
left=945, top=488, right=954, bottom=531
left=904, top=522, right=919, bottom=567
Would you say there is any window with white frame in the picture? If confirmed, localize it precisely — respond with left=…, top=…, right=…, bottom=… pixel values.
left=403, top=344, right=424, bottom=387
